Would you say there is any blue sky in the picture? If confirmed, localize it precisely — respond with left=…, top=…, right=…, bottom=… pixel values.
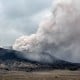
left=0, top=0, right=52, bottom=46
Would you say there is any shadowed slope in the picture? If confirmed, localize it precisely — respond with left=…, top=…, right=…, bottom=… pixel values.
left=0, top=48, right=80, bottom=71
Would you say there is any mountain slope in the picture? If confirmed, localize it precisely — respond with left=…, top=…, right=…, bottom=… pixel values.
left=0, top=48, right=80, bottom=71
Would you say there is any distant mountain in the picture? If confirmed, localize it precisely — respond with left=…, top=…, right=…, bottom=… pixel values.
left=0, top=48, right=80, bottom=72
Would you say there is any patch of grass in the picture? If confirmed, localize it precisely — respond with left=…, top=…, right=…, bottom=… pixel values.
left=0, top=70, right=80, bottom=80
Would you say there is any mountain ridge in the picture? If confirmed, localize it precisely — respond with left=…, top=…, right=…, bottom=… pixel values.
left=0, top=47, right=80, bottom=72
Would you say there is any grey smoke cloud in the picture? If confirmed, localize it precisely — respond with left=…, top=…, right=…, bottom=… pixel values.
left=0, top=0, right=52, bottom=46
left=13, top=0, right=80, bottom=63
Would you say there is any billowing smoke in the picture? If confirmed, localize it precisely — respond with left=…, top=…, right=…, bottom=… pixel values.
left=13, top=0, right=80, bottom=63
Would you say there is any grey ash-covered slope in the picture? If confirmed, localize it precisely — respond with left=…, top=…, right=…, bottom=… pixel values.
left=0, top=48, right=80, bottom=71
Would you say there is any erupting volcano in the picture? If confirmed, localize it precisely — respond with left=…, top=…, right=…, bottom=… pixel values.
left=12, top=0, right=80, bottom=63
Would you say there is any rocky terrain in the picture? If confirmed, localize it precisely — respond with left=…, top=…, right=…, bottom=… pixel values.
left=0, top=48, right=80, bottom=72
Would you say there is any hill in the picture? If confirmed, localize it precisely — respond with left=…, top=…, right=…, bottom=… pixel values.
left=0, top=48, right=80, bottom=72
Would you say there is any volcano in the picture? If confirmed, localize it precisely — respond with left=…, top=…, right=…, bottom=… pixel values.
left=0, top=47, right=79, bottom=72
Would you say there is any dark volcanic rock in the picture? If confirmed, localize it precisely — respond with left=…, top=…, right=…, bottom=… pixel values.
left=0, top=47, right=80, bottom=72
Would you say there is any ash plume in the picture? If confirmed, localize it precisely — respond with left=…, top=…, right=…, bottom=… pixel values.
left=13, top=0, right=80, bottom=63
